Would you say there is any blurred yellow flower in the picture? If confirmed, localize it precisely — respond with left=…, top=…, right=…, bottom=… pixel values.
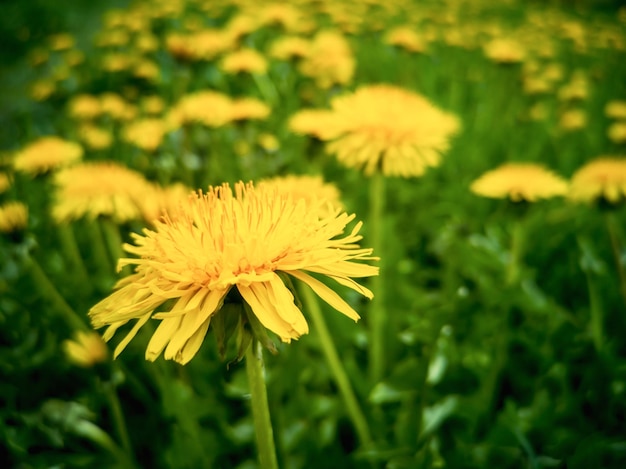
left=89, top=181, right=378, bottom=364
left=289, top=84, right=461, bottom=177
left=608, top=121, right=626, bottom=144
left=49, top=33, right=75, bottom=51
left=30, top=80, right=55, bottom=101
left=470, top=163, right=568, bottom=202
left=258, top=133, right=280, bottom=152
left=0, top=173, right=10, bottom=193
left=569, top=157, right=626, bottom=204
left=122, top=118, right=168, bottom=152
left=558, top=72, right=588, bottom=101
left=605, top=100, right=626, bottom=120
left=63, top=331, right=108, bottom=367
left=0, top=201, right=28, bottom=233
left=141, top=96, right=166, bottom=115
left=221, top=48, right=268, bottom=74
left=100, top=93, right=135, bottom=121
left=53, top=161, right=152, bottom=223
left=299, top=30, right=355, bottom=89
left=483, top=38, right=526, bottom=63
left=68, top=94, right=101, bottom=120
left=13, top=137, right=83, bottom=175
left=78, top=124, right=113, bottom=150
left=137, top=182, right=192, bottom=225
left=268, top=36, right=310, bottom=60
left=383, top=26, right=427, bottom=53
left=559, top=109, right=587, bottom=131
left=230, top=98, right=271, bottom=121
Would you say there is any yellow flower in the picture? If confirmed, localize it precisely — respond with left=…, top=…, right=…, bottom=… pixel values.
left=230, top=98, right=271, bottom=121
left=470, top=163, right=568, bottom=202
left=141, top=96, right=166, bottom=115
left=63, top=331, right=108, bottom=367
left=49, top=33, right=75, bottom=51
left=78, top=124, right=113, bottom=150
left=258, top=133, right=280, bottom=152
left=68, top=94, right=101, bottom=120
left=13, top=137, right=83, bottom=175
left=605, top=100, right=626, bottom=120
left=30, top=80, right=56, bottom=101
left=89, top=181, right=378, bottom=364
left=558, top=109, right=587, bottom=131
left=0, top=201, right=28, bottom=233
left=608, top=121, right=626, bottom=144
left=220, top=49, right=268, bottom=75
left=0, top=173, right=11, bottom=193
left=483, top=38, right=526, bottom=63
left=53, top=162, right=152, bottom=223
left=100, top=93, right=135, bottom=121
left=122, top=118, right=168, bottom=152
left=299, top=30, right=355, bottom=89
left=268, top=36, right=310, bottom=61
left=383, top=26, right=427, bottom=53
left=137, top=182, right=193, bottom=225
left=569, top=157, right=626, bottom=204
left=289, top=84, right=461, bottom=177
left=134, top=59, right=160, bottom=81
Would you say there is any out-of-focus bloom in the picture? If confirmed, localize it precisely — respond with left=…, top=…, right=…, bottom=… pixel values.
left=53, top=162, right=152, bottom=223
left=220, top=48, right=268, bottom=74
left=64, top=49, right=84, bottom=67
left=258, top=174, right=343, bottom=217
left=89, top=181, right=378, bottom=364
left=135, top=33, right=159, bottom=53
left=134, top=59, right=160, bottom=81
left=559, top=109, right=587, bottom=131
left=0, top=173, right=11, bottom=193
left=257, top=3, right=303, bottom=31
left=558, top=72, right=588, bottom=101
left=102, top=53, right=134, bottom=72
left=483, top=38, right=526, bottom=63
left=141, top=96, right=166, bottom=115
left=167, top=30, right=233, bottom=61
left=137, top=182, right=192, bottom=225
left=49, top=33, right=75, bottom=51
left=470, top=163, right=568, bottom=202
left=299, top=30, right=355, bottom=89
left=528, top=102, right=549, bottom=121
left=522, top=77, right=552, bottom=95
left=258, top=133, right=280, bottom=152
left=605, top=100, right=626, bottom=120
left=383, top=26, right=427, bottom=53
left=289, top=84, right=461, bottom=177
left=608, top=121, right=626, bottom=144
left=63, top=331, right=108, bottom=367
left=78, top=125, right=113, bottom=150
left=30, top=80, right=55, bottom=101
left=0, top=201, right=28, bottom=233
left=13, top=137, right=83, bottom=175
left=268, top=36, right=310, bottom=60
left=569, top=157, right=626, bottom=204
left=230, top=98, right=271, bottom=121
left=68, top=94, right=101, bottom=120
left=100, top=93, right=134, bottom=121
left=225, top=14, right=259, bottom=41
left=122, top=118, right=168, bottom=152
left=95, top=29, right=130, bottom=48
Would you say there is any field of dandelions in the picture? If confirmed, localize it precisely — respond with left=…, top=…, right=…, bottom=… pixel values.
left=2, top=0, right=626, bottom=467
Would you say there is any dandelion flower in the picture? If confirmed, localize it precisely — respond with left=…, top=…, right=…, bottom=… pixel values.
left=78, top=125, right=113, bottom=150
left=13, top=137, right=83, bottom=175
left=383, top=26, right=427, bottom=53
left=68, top=94, right=101, bottom=120
left=230, top=98, right=271, bottom=121
left=220, top=49, right=268, bottom=75
left=0, top=173, right=11, bottom=193
left=605, top=100, right=626, bottom=120
left=122, top=118, right=168, bottom=152
left=289, top=84, right=461, bottom=177
left=608, top=121, right=626, bottom=144
left=569, top=157, right=626, bottom=204
left=138, top=182, right=192, bottom=225
left=53, top=162, right=152, bottom=223
left=64, top=331, right=108, bottom=367
left=268, top=36, right=310, bottom=61
left=299, top=30, right=355, bottom=89
left=559, top=109, right=587, bottom=131
left=483, top=38, right=526, bottom=63
left=0, top=201, right=28, bottom=233
left=470, top=163, right=568, bottom=202
left=89, top=181, right=378, bottom=364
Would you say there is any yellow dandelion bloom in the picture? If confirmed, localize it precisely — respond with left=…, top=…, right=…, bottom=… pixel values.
left=268, top=36, right=310, bottom=61
left=49, top=33, right=75, bottom=51
left=141, top=96, right=166, bottom=115
left=608, top=121, right=626, bottom=144
left=13, top=137, right=83, bottom=175
left=470, top=163, right=568, bottom=202
left=258, top=133, right=280, bottom=152
left=138, top=182, right=192, bottom=225
left=134, top=59, right=160, bottom=81
left=230, top=98, right=271, bottom=121
left=289, top=84, right=461, bottom=177
left=122, top=118, right=168, bottom=152
left=78, top=124, right=113, bottom=150
left=569, top=157, right=626, bottom=204
left=0, top=173, right=11, bottom=193
left=0, top=201, right=28, bottom=233
left=558, top=72, right=588, bottom=101
left=383, top=26, right=427, bottom=53
left=605, top=100, right=626, bottom=120
left=68, top=94, right=101, bottom=120
left=257, top=3, right=303, bottom=30
left=30, top=80, right=56, bottom=101
left=299, top=30, right=355, bottom=89
left=224, top=14, right=259, bottom=41
left=559, top=109, right=587, bottom=131
left=63, top=331, right=108, bottom=367
left=220, top=49, right=268, bottom=75
left=168, top=91, right=233, bottom=128
left=483, top=38, right=526, bottom=63
left=100, top=93, right=135, bottom=121
left=53, top=162, right=152, bottom=223
left=89, top=181, right=378, bottom=364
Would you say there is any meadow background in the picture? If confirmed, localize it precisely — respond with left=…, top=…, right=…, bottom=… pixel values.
left=1, top=0, right=626, bottom=468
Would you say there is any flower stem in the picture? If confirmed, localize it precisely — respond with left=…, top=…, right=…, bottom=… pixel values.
left=56, top=223, right=91, bottom=291
left=27, top=256, right=86, bottom=331
left=101, top=376, right=134, bottom=463
left=245, top=341, right=279, bottom=469
left=100, top=218, right=130, bottom=276
left=605, top=211, right=626, bottom=307
left=368, top=172, right=385, bottom=383
left=506, top=218, right=525, bottom=286
left=299, top=283, right=373, bottom=448
left=85, top=218, right=113, bottom=277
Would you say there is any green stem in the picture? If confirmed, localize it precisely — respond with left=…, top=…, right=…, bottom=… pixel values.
left=100, top=218, right=129, bottom=276
left=245, top=341, right=279, bottom=469
left=101, top=377, right=134, bottom=462
left=605, top=211, right=626, bottom=308
left=252, top=73, right=278, bottom=105
left=299, top=284, right=373, bottom=448
left=85, top=218, right=113, bottom=277
left=368, top=172, right=385, bottom=383
left=72, top=419, right=135, bottom=469
left=56, top=223, right=91, bottom=290
left=27, top=256, right=86, bottom=331
left=585, top=266, right=604, bottom=351
left=506, top=218, right=525, bottom=286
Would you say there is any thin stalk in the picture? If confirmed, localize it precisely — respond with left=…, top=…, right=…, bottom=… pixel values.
left=245, top=341, right=279, bottom=469
left=299, top=284, right=373, bottom=448
left=585, top=267, right=604, bottom=351
left=101, top=377, right=134, bottom=463
left=85, top=218, right=113, bottom=277
left=56, top=223, right=91, bottom=289
left=72, top=419, right=135, bottom=469
left=368, top=172, right=385, bottom=383
left=506, top=218, right=525, bottom=286
left=100, top=218, right=129, bottom=276
left=605, top=211, right=626, bottom=307
left=27, top=256, right=86, bottom=331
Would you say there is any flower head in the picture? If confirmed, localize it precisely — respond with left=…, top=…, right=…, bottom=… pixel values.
left=0, top=201, right=28, bottom=233
left=605, top=100, right=626, bottom=119
left=13, top=137, right=83, bottom=175
left=289, top=84, right=461, bottom=177
left=470, top=163, right=568, bottom=202
left=569, top=157, right=626, bottom=204
left=122, top=118, right=168, bottom=152
left=220, top=48, right=268, bottom=74
left=89, top=181, right=378, bottom=364
left=63, top=331, right=109, bottom=367
left=298, top=30, right=355, bottom=89
left=483, top=38, right=526, bottom=63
